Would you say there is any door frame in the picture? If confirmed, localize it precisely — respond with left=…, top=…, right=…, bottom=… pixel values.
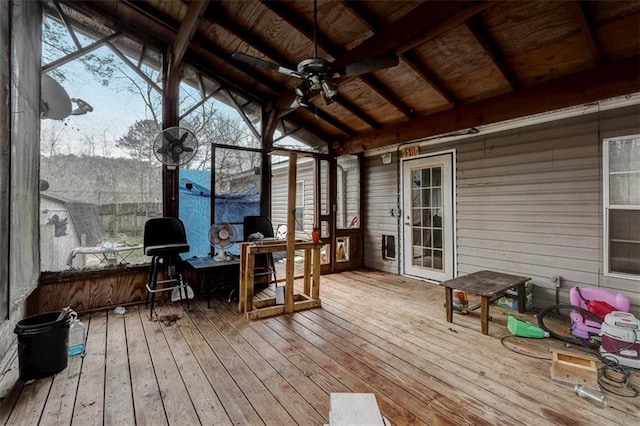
left=400, top=149, right=457, bottom=282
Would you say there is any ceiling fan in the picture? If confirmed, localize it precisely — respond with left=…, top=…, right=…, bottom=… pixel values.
left=232, top=0, right=399, bottom=108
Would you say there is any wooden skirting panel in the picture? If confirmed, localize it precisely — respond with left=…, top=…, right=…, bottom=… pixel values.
left=31, top=266, right=150, bottom=314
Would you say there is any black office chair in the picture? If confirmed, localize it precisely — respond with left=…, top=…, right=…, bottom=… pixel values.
left=243, top=215, right=277, bottom=287
left=144, top=217, right=190, bottom=316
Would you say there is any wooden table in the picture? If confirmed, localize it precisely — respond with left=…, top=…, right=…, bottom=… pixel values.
left=238, top=239, right=322, bottom=320
left=441, top=270, right=530, bottom=335
left=185, top=256, right=240, bottom=308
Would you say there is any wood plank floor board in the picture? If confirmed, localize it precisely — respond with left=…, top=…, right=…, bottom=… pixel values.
left=322, top=272, right=639, bottom=424
left=323, top=276, right=617, bottom=417
left=5, top=375, right=52, bottom=425
left=265, top=315, right=434, bottom=425
left=2, top=269, right=638, bottom=426
left=103, top=312, right=135, bottom=425
left=161, top=303, right=232, bottom=426
left=214, top=298, right=334, bottom=419
left=139, top=306, right=200, bottom=425
left=72, top=313, right=106, bottom=426
left=39, top=350, right=83, bottom=425
left=296, top=308, right=520, bottom=426
left=165, top=303, right=263, bottom=426
left=188, top=304, right=297, bottom=425
left=272, top=313, right=479, bottom=426
left=0, top=350, right=21, bottom=424
left=124, top=306, right=168, bottom=426
left=310, top=299, right=562, bottom=425
left=243, top=312, right=353, bottom=396
left=201, top=299, right=327, bottom=425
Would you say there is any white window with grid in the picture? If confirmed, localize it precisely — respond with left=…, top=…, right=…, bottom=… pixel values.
left=603, top=135, right=640, bottom=279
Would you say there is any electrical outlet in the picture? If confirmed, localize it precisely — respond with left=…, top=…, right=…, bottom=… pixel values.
left=550, top=275, right=560, bottom=287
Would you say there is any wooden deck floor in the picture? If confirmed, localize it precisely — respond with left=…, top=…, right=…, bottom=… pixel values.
left=1, top=269, right=638, bottom=425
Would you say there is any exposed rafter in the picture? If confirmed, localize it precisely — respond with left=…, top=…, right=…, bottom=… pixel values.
left=466, top=15, right=521, bottom=90
left=338, top=56, right=639, bottom=154
left=332, top=1, right=492, bottom=70
left=565, top=1, right=602, bottom=64
left=341, top=1, right=458, bottom=106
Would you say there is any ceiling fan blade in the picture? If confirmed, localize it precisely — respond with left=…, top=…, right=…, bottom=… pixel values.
left=340, top=54, right=399, bottom=78
left=232, top=53, right=302, bottom=78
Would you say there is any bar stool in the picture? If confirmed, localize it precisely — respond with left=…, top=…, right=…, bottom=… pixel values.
left=144, top=217, right=190, bottom=317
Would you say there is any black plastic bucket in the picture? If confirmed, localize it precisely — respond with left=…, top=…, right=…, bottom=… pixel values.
left=13, top=311, right=72, bottom=380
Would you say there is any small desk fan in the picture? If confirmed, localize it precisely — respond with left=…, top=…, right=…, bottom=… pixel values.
left=208, top=222, right=237, bottom=261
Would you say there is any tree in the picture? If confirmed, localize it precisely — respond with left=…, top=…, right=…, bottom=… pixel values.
left=42, top=16, right=117, bottom=86
left=115, top=119, right=160, bottom=162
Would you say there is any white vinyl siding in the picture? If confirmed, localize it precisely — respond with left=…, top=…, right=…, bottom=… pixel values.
left=364, top=152, right=399, bottom=274
left=271, top=158, right=314, bottom=235
left=364, top=105, right=640, bottom=311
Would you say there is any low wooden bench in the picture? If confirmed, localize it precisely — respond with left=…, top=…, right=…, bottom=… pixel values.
left=441, top=270, right=530, bottom=335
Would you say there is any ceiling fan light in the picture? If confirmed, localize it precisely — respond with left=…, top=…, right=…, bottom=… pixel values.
left=321, top=79, right=337, bottom=99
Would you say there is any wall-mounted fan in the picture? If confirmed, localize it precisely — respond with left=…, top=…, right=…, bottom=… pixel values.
left=208, top=222, right=237, bottom=261
left=153, top=126, right=198, bottom=169
left=232, top=0, right=398, bottom=108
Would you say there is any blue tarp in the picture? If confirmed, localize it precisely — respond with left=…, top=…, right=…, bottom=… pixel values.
left=179, top=169, right=259, bottom=258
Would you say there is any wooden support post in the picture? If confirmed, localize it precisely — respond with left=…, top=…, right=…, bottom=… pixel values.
left=312, top=246, right=321, bottom=300
left=303, top=247, right=311, bottom=296
left=285, top=152, right=298, bottom=314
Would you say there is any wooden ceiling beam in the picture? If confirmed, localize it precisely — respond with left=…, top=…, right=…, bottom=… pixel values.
left=261, top=0, right=412, bottom=119
left=302, top=105, right=357, bottom=137
left=400, top=50, right=458, bottom=106
left=169, top=0, right=209, bottom=69
left=466, top=16, right=521, bottom=90
left=203, top=4, right=297, bottom=71
left=332, top=95, right=380, bottom=129
left=565, top=1, right=602, bottom=64
left=342, top=1, right=458, bottom=107
left=337, top=55, right=639, bottom=154
left=332, top=1, right=492, bottom=70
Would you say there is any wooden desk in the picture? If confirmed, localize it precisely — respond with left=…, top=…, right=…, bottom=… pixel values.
left=441, top=270, right=530, bottom=335
left=185, top=257, right=240, bottom=308
left=239, top=240, right=322, bottom=320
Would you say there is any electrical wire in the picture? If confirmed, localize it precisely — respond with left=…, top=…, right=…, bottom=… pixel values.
left=535, top=303, right=639, bottom=398
left=500, top=335, right=552, bottom=360
left=598, top=355, right=639, bottom=398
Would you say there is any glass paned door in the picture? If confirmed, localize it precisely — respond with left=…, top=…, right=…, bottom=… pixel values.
left=402, top=154, right=454, bottom=281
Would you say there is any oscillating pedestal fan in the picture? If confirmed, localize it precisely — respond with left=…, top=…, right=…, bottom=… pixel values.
left=208, top=222, right=237, bottom=261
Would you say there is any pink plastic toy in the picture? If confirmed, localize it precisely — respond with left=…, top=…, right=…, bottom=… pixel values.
left=569, top=287, right=630, bottom=339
